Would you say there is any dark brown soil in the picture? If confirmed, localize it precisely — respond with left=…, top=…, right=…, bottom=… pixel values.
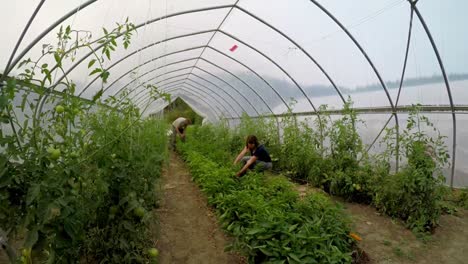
left=0, top=153, right=244, bottom=264
left=152, top=152, right=245, bottom=264
left=299, top=185, right=468, bottom=264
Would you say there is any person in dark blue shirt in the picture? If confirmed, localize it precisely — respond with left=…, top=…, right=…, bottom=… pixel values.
left=234, top=135, right=272, bottom=177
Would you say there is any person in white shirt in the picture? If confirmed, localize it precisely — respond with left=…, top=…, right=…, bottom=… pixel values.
left=171, top=117, right=191, bottom=149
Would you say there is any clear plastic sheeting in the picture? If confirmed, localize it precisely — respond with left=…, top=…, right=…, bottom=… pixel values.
left=142, top=93, right=216, bottom=123
left=397, top=113, right=454, bottom=185
left=170, top=92, right=219, bottom=121
left=454, top=114, right=468, bottom=187
left=201, top=48, right=289, bottom=114
left=1, top=0, right=468, bottom=187
left=355, top=114, right=395, bottom=155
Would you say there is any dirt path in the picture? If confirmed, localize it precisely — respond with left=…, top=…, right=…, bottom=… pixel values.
left=297, top=185, right=468, bottom=264
left=344, top=202, right=468, bottom=264
left=153, top=152, right=244, bottom=264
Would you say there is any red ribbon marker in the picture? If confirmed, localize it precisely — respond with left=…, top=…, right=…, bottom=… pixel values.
left=229, top=44, right=238, bottom=52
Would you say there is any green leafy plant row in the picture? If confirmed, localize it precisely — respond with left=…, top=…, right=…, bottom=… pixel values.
left=177, top=136, right=355, bottom=263
left=0, top=20, right=168, bottom=263
left=184, top=100, right=452, bottom=235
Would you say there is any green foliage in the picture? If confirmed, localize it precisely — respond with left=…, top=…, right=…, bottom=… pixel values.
left=164, top=97, right=203, bottom=125
left=275, top=111, right=322, bottom=181
left=0, top=20, right=169, bottom=263
left=230, top=113, right=280, bottom=157
left=326, top=100, right=373, bottom=203
left=225, top=101, right=452, bottom=235
left=183, top=123, right=235, bottom=164
left=456, top=188, right=468, bottom=209
left=374, top=105, right=449, bottom=233
left=177, top=127, right=354, bottom=263
left=81, top=111, right=168, bottom=262
left=329, top=99, right=364, bottom=172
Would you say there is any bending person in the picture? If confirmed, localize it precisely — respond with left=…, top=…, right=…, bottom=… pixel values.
left=171, top=117, right=191, bottom=149
left=234, top=135, right=272, bottom=177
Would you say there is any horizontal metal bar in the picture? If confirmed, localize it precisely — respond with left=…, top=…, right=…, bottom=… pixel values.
left=225, top=105, right=468, bottom=119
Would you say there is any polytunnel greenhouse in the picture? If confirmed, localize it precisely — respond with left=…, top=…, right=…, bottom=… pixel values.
left=1, top=0, right=467, bottom=263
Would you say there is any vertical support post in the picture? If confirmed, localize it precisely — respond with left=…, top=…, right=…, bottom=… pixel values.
left=413, top=5, right=457, bottom=188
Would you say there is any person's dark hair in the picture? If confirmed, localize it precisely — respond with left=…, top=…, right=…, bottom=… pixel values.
left=246, top=135, right=259, bottom=148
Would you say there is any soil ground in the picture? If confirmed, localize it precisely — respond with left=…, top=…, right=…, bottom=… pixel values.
left=152, top=152, right=245, bottom=264
left=297, top=184, right=468, bottom=264
left=2, top=156, right=466, bottom=264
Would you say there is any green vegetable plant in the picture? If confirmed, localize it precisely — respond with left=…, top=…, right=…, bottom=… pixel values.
left=374, top=104, right=449, bottom=233
left=0, top=19, right=170, bottom=263
left=275, top=106, right=322, bottom=181
left=177, top=126, right=355, bottom=263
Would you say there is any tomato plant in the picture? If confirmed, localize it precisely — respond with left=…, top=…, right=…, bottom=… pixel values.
left=0, top=19, right=170, bottom=263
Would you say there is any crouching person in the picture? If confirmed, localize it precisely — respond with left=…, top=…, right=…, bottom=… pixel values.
left=233, top=135, right=272, bottom=177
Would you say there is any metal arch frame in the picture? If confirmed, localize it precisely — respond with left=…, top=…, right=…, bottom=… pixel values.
left=0, top=0, right=45, bottom=155
left=31, top=6, right=304, bottom=122
left=80, top=44, right=208, bottom=96
left=70, top=30, right=277, bottom=117
left=166, top=89, right=223, bottom=120
left=108, top=57, right=199, bottom=97
left=110, top=57, right=266, bottom=114
left=153, top=85, right=225, bottom=119
left=135, top=82, right=187, bottom=106
left=182, top=79, right=243, bottom=117
left=126, top=44, right=293, bottom=116
left=38, top=5, right=341, bottom=122
left=393, top=5, right=416, bottom=173
left=184, top=0, right=239, bottom=86
left=182, top=71, right=254, bottom=115
left=193, top=58, right=283, bottom=140
left=7, top=0, right=458, bottom=184
left=196, top=57, right=275, bottom=115
left=10, top=2, right=341, bottom=114
left=120, top=65, right=194, bottom=95
left=181, top=81, right=241, bottom=119
left=234, top=5, right=346, bottom=104
left=164, top=85, right=226, bottom=119
left=106, top=46, right=281, bottom=117
left=396, top=7, right=415, bottom=108
left=307, top=0, right=396, bottom=112
left=100, top=32, right=290, bottom=115
left=7, top=4, right=233, bottom=75
left=143, top=82, right=229, bottom=119
left=305, top=0, right=402, bottom=176
left=79, top=31, right=224, bottom=95
left=106, top=56, right=259, bottom=114
left=412, top=3, right=457, bottom=188
left=2, top=0, right=46, bottom=80
left=124, top=56, right=281, bottom=134
left=190, top=66, right=261, bottom=115
left=127, top=77, right=188, bottom=104
left=79, top=29, right=282, bottom=116
left=304, top=0, right=402, bottom=163
left=138, top=76, right=241, bottom=117
left=31, top=6, right=235, bottom=119
left=204, top=46, right=291, bottom=113
left=209, top=30, right=324, bottom=139
left=5, top=0, right=97, bottom=75
left=126, top=65, right=259, bottom=116
left=217, top=29, right=319, bottom=114
left=124, top=68, right=248, bottom=117
left=132, top=75, right=240, bottom=118
left=147, top=82, right=230, bottom=119
left=40, top=7, right=236, bottom=97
